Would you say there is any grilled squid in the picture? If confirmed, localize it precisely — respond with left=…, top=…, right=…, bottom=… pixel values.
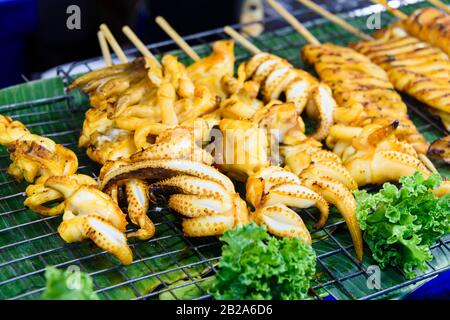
left=220, top=52, right=336, bottom=141
left=69, top=44, right=229, bottom=240
left=401, top=7, right=450, bottom=58
left=0, top=115, right=133, bottom=264
left=45, top=175, right=132, bottom=265
left=0, top=115, right=78, bottom=184
left=247, top=166, right=325, bottom=244
left=103, top=126, right=214, bottom=240
left=327, top=121, right=450, bottom=197
left=215, top=100, right=363, bottom=261
left=99, top=158, right=249, bottom=237
left=352, top=27, right=450, bottom=115
left=303, top=43, right=429, bottom=154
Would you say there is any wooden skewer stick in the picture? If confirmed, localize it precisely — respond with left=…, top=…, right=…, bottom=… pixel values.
left=97, top=31, right=112, bottom=67
left=122, top=26, right=161, bottom=67
left=224, top=26, right=261, bottom=54
left=267, top=0, right=321, bottom=45
left=369, top=0, right=408, bottom=19
left=297, top=0, right=374, bottom=41
left=100, top=24, right=129, bottom=63
left=427, top=0, right=450, bottom=14
left=155, top=16, right=200, bottom=61
left=419, top=153, right=439, bottom=173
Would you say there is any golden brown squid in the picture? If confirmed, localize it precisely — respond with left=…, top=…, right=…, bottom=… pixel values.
left=302, top=43, right=429, bottom=154
left=215, top=100, right=363, bottom=261
left=69, top=44, right=229, bottom=240
left=0, top=115, right=133, bottom=264
left=99, top=156, right=249, bottom=237
left=44, top=175, right=132, bottom=265
left=399, top=7, right=450, bottom=58
left=0, top=115, right=78, bottom=184
left=326, top=121, right=450, bottom=197
left=221, top=52, right=336, bottom=141
left=103, top=125, right=214, bottom=240
left=352, top=27, right=450, bottom=115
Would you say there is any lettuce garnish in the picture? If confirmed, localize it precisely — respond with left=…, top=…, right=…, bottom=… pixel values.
left=355, top=172, right=450, bottom=278
left=210, top=222, right=316, bottom=300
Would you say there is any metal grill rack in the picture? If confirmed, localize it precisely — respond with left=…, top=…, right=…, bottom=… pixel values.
left=0, top=0, right=449, bottom=300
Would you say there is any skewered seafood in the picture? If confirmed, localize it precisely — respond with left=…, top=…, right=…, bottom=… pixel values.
left=215, top=99, right=363, bottom=261
left=195, top=43, right=363, bottom=258
left=281, top=138, right=363, bottom=261
left=0, top=115, right=78, bottom=184
left=327, top=121, right=450, bottom=196
left=352, top=27, right=450, bottom=115
left=187, top=40, right=235, bottom=99
left=0, top=115, right=133, bottom=264
left=70, top=50, right=221, bottom=165
left=366, top=7, right=450, bottom=130
left=303, top=43, right=429, bottom=154
left=399, top=7, right=450, bottom=58
left=221, top=52, right=335, bottom=141
left=44, top=175, right=132, bottom=265
left=99, top=156, right=249, bottom=237
left=70, top=43, right=228, bottom=239
left=246, top=166, right=320, bottom=244
left=216, top=118, right=270, bottom=181
left=104, top=126, right=214, bottom=240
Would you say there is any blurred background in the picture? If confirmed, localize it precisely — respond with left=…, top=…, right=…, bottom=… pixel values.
left=0, top=0, right=364, bottom=89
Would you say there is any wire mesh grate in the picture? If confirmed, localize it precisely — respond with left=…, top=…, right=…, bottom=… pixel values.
left=0, top=0, right=449, bottom=300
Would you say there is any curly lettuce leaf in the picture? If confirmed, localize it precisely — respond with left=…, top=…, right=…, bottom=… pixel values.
left=209, top=223, right=316, bottom=300
left=41, top=266, right=99, bottom=300
left=355, top=172, right=450, bottom=278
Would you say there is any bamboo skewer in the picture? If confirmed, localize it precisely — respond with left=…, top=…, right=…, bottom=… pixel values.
left=427, top=0, right=450, bottom=14
left=100, top=24, right=129, bottom=63
left=267, top=0, right=321, bottom=45
left=224, top=26, right=261, bottom=54
left=155, top=16, right=200, bottom=61
left=122, top=26, right=161, bottom=67
left=297, top=0, right=374, bottom=41
left=369, top=0, right=408, bottom=19
left=97, top=31, right=112, bottom=67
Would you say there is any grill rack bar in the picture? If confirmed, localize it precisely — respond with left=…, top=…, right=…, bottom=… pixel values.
left=0, top=0, right=449, bottom=300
